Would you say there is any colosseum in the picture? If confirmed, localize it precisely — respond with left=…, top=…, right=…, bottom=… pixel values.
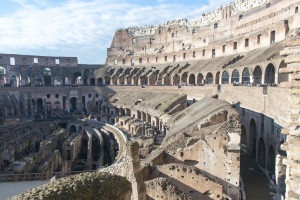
left=0, top=0, right=299, bottom=199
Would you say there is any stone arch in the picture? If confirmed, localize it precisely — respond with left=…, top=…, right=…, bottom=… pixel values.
left=206, top=72, right=213, bottom=84
left=278, top=60, right=288, bottom=83
left=105, top=76, right=111, bottom=85
left=258, top=138, right=266, bottom=168
left=90, top=78, right=95, bottom=86
left=215, top=71, right=220, bottom=84
left=72, top=72, right=81, bottom=84
left=267, top=145, right=276, bottom=178
left=98, top=77, right=103, bottom=86
left=37, top=98, right=43, bottom=113
left=188, top=73, right=195, bottom=85
left=222, top=70, right=229, bottom=84
left=70, top=97, right=77, bottom=112
left=83, top=78, right=88, bottom=85
left=63, top=77, right=69, bottom=85
left=44, top=68, right=52, bottom=86
left=70, top=125, right=77, bottom=134
left=181, top=72, right=188, bottom=85
left=265, top=63, right=275, bottom=84
left=10, top=75, right=17, bottom=87
left=125, top=76, right=132, bottom=85
left=173, top=74, right=180, bottom=85
left=197, top=73, right=204, bottom=84
left=241, top=125, right=247, bottom=146
left=250, top=118, right=257, bottom=158
left=231, top=69, right=240, bottom=84
left=242, top=67, right=250, bottom=84
left=253, top=66, right=262, bottom=85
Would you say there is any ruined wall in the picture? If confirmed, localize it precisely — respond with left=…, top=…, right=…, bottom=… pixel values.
left=9, top=172, right=132, bottom=200
left=107, top=0, right=299, bottom=66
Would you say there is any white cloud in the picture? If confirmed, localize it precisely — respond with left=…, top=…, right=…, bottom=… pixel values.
left=0, top=0, right=233, bottom=64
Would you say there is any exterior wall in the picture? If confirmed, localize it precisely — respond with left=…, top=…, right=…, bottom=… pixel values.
left=0, top=53, right=78, bottom=67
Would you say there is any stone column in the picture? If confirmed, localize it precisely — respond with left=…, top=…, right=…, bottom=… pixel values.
left=280, top=29, right=300, bottom=200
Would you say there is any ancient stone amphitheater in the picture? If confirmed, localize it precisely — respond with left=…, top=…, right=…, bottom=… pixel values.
left=0, top=0, right=299, bottom=199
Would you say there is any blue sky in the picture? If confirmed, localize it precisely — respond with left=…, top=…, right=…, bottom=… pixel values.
left=0, top=0, right=233, bottom=64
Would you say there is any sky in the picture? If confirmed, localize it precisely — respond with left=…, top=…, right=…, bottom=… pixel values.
left=0, top=0, right=233, bottom=64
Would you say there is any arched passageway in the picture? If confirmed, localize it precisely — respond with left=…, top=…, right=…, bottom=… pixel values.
left=253, top=66, right=262, bottom=85
left=70, top=97, right=77, bottom=112
left=267, top=146, right=276, bottom=179
left=105, top=76, right=111, bottom=85
left=250, top=119, right=257, bottom=158
left=173, top=74, right=180, bottom=85
left=44, top=68, right=51, bottom=86
left=37, top=98, right=43, bottom=113
left=90, top=78, right=95, bottom=86
left=222, top=71, right=229, bottom=84
left=70, top=125, right=76, bottom=134
left=181, top=72, right=188, bottom=85
left=242, top=68, right=250, bottom=84
left=72, top=73, right=81, bottom=84
left=98, top=78, right=103, bottom=86
left=258, top=138, right=266, bottom=168
left=189, top=74, right=195, bottom=85
left=206, top=73, right=213, bottom=84
left=278, top=61, right=288, bottom=83
left=231, top=70, right=240, bottom=84
left=265, top=63, right=275, bottom=84
left=197, top=73, right=204, bottom=84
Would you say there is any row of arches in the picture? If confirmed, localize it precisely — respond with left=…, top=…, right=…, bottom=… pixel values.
left=98, top=61, right=286, bottom=86
left=241, top=118, right=277, bottom=180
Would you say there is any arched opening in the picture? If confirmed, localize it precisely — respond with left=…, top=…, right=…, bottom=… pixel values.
left=173, top=74, right=180, bottom=85
left=188, top=74, right=195, bottom=85
left=181, top=72, right=188, bottom=85
left=258, top=138, right=266, bottom=168
left=137, top=111, right=141, bottom=119
left=231, top=70, right=240, bottom=84
left=242, top=68, right=250, bottom=84
left=90, top=78, right=95, bottom=86
left=267, top=146, right=276, bottom=179
left=72, top=73, right=81, bottom=84
left=24, top=76, right=30, bottom=86
left=197, top=73, right=203, bottom=84
left=10, top=75, right=17, bottom=87
left=253, top=66, right=262, bottom=85
left=37, top=98, right=43, bottom=113
left=70, top=97, right=77, bottom=112
left=77, top=132, right=89, bottom=164
left=63, top=77, right=69, bottom=85
left=92, top=135, right=100, bottom=169
left=206, top=73, right=213, bottom=84
left=44, top=68, right=51, bottom=86
left=105, top=76, right=111, bottom=85
left=265, top=63, right=275, bottom=84
left=278, top=61, right=288, bottom=83
left=98, top=78, right=103, bottom=86
left=241, top=125, right=247, bottom=146
left=215, top=71, right=220, bottom=84
left=250, top=119, right=257, bottom=158
left=222, top=71, right=229, bottom=84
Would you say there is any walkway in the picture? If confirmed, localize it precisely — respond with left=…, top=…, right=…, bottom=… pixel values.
left=240, top=151, right=275, bottom=200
